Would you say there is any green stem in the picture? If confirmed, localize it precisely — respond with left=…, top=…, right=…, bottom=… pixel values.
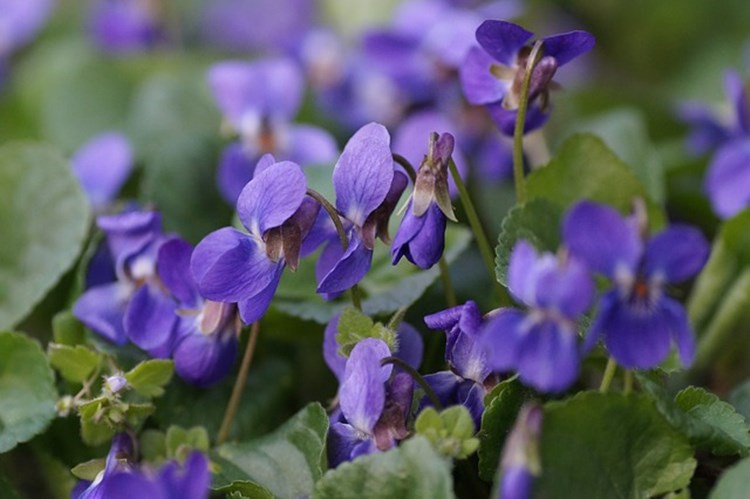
left=306, top=188, right=362, bottom=310
left=447, top=159, right=508, bottom=305
left=599, top=357, right=617, bottom=394
left=381, top=356, right=443, bottom=410
left=623, top=370, right=633, bottom=395
left=216, top=321, right=261, bottom=445
left=512, top=40, right=544, bottom=204
left=438, top=256, right=457, bottom=307
left=392, top=153, right=417, bottom=183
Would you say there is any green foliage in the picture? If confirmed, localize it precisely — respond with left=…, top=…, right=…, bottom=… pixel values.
left=0, top=142, right=90, bottom=330
left=214, top=481, right=274, bottom=499
left=709, top=457, right=750, bottom=499
left=165, top=425, right=210, bottom=462
left=213, top=403, right=329, bottom=499
left=335, top=307, right=396, bottom=357
left=47, top=343, right=102, bottom=384
left=124, top=359, right=174, bottom=398
left=78, top=396, right=155, bottom=446
left=0, top=331, right=57, bottom=452
left=51, top=311, right=85, bottom=346
left=312, top=437, right=454, bottom=499
left=533, top=392, right=695, bottom=498
left=70, top=459, right=106, bottom=481
left=415, top=406, right=479, bottom=459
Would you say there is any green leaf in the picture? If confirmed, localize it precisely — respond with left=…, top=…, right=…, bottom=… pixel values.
left=47, top=343, right=101, bottom=383
left=312, top=436, right=454, bottom=499
left=165, top=425, right=210, bottom=461
left=494, top=199, right=563, bottom=287
left=709, top=457, right=750, bottom=499
left=212, top=403, right=329, bottom=499
left=335, top=307, right=396, bottom=357
left=477, top=378, right=529, bottom=481
left=125, top=359, right=174, bottom=398
left=415, top=406, right=479, bottom=459
left=70, top=458, right=106, bottom=481
left=214, top=481, right=274, bottom=499
left=729, top=379, right=750, bottom=423
left=139, top=429, right=167, bottom=464
left=0, top=331, right=57, bottom=452
left=534, top=392, right=695, bottom=498
left=526, top=133, right=665, bottom=228
left=51, top=311, right=85, bottom=346
left=0, top=142, right=90, bottom=330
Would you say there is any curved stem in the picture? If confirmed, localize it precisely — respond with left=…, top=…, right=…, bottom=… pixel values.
left=381, top=356, right=443, bottom=410
left=623, top=370, right=633, bottom=395
left=447, top=159, right=509, bottom=305
left=306, top=188, right=363, bottom=310
left=512, top=40, right=544, bottom=205
left=216, top=321, right=261, bottom=445
left=438, top=257, right=457, bottom=307
left=599, top=357, right=617, bottom=394
left=392, top=153, right=417, bottom=183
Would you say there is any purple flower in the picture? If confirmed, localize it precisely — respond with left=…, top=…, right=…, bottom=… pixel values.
left=72, top=433, right=136, bottom=499
left=88, top=0, right=165, bottom=54
left=705, top=139, right=750, bottom=218
left=424, top=301, right=494, bottom=426
left=480, top=241, right=594, bottom=392
left=315, top=123, right=408, bottom=296
left=392, top=131, right=457, bottom=269
left=207, top=58, right=338, bottom=204
left=498, top=403, right=542, bottom=499
left=328, top=338, right=414, bottom=467
left=71, top=132, right=133, bottom=211
left=460, top=20, right=594, bottom=135
left=192, top=159, right=320, bottom=324
left=563, top=201, right=709, bottom=369
left=0, top=0, right=52, bottom=58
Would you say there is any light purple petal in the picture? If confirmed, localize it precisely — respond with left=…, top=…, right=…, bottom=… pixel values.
left=217, top=142, right=256, bottom=205
left=394, top=322, right=423, bottom=371
left=253, top=153, right=277, bottom=177
left=541, top=30, right=595, bottom=66
left=71, top=132, right=133, bottom=210
left=501, top=466, right=534, bottom=499
left=563, top=201, right=642, bottom=278
left=534, top=255, right=594, bottom=318
left=460, top=45, right=508, bottom=105
left=0, top=0, right=52, bottom=54
left=517, top=319, right=579, bottom=393
left=705, top=139, right=750, bottom=219
left=661, top=297, right=695, bottom=367
left=191, top=228, right=277, bottom=302
left=237, top=160, right=307, bottom=236
left=451, top=326, right=491, bottom=383
left=475, top=20, right=533, bottom=66
left=339, top=338, right=393, bottom=434
left=161, top=452, right=211, bottom=499
left=237, top=264, right=284, bottom=324
left=644, top=226, right=708, bottom=283
left=507, top=240, right=540, bottom=306
left=602, top=299, right=673, bottom=369
left=157, top=238, right=200, bottom=308
left=287, top=125, right=339, bottom=166
left=173, top=326, right=238, bottom=387
left=422, top=9, right=483, bottom=68
left=333, top=123, right=394, bottom=227
left=725, top=70, right=750, bottom=134
left=88, top=0, right=161, bottom=55
left=73, top=282, right=130, bottom=345
left=480, top=307, right=527, bottom=373
left=125, top=285, right=177, bottom=358
left=316, top=231, right=373, bottom=295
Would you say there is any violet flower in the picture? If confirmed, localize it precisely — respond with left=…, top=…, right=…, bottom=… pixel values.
left=328, top=338, right=414, bottom=467
left=498, top=403, right=542, bottom=499
left=88, top=0, right=165, bottom=54
left=392, top=131, right=457, bottom=269
left=480, top=241, right=594, bottom=393
left=207, top=57, right=338, bottom=203
left=705, top=139, right=750, bottom=218
left=191, top=159, right=320, bottom=324
left=563, top=201, right=709, bottom=369
left=316, top=122, right=408, bottom=296
left=72, top=433, right=136, bottom=499
left=71, top=132, right=133, bottom=211
left=424, top=301, right=495, bottom=426
left=460, top=20, right=594, bottom=135
left=0, top=0, right=52, bottom=60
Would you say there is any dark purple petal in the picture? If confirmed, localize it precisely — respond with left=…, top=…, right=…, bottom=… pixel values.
left=97, top=210, right=161, bottom=263
left=316, top=230, right=373, bottom=295
left=160, top=452, right=211, bottom=499
left=333, top=123, right=394, bottom=227
left=487, top=102, right=550, bottom=136
left=451, top=325, right=491, bottom=383
left=423, top=371, right=462, bottom=408
left=98, top=472, right=162, bottom=499
left=480, top=308, right=527, bottom=373
left=323, top=314, right=346, bottom=381
left=475, top=20, right=533, bottom=66
left=644, top=225, right=708, bottom=283
left=125, top=285, right=178, bottom=358
left=88, top=0, right=161, bottom=54
left=339, top=338, right=392, bottom=434
left=73, top=282, right=129, bottom=345
left=457, top=380, right=485, bottom=428
left=705, top=139, right=750, bottom=219
left=157, top=238, right=200, bottom=308
left=460, top=45, right=509, bottom=105
left=534, top=255, right=594, bottom=318
left=217, top=142, right=255, bottom=205
left=582, top=289, right=617, bottom=353
left=391, top=202, right=447, bottom=269
left=191, top=228, right=277, bottom=302
left=71, top=132, right=133, bottom=210
left=602, top=298, right=673, bottom=369
left=237, top=263, right=284, bottom=324
left=541, top=30, right=595, bottom=66
left=563, top=201, right=642, bottom=278
left=501, top=466, right=534, bottom=499
left=328, top=423, right=368, bottom=468
left=394, top=321, right=423, bottom=371
left=661, top=297, right=696, bottom=367
left=287, top=125, right=339, bottom=166
left=237, top=160, right=307, bottom=236
left=517, top=319, right=579, bottom=393
left=173, top=325, right=238, bottom=387
left=315, top=239, right=346, bottom=301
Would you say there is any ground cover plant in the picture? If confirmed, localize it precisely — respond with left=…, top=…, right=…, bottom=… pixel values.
left=2, top=0, right=750, bottom=497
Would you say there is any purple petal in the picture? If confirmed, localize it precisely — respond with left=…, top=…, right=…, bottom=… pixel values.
left=451, top=326, right=491, bottom=383
left=422, top=9, right=484, bottom=69
left=217, top=142, right=256, bottom=205
left=726, top=70, right=750, bottom=134
left=161, top=452, right=211, bottom=499
left=316, top=230, right=373, bottom=295
left=460, top=45, right=508, bottom=105
left=237, top=263, right=284, bottom=324
left=391, top=202, right=447, bottom=269
left=71, top=132, right=133, bottom=210
left=508, top=240, right=540, bottom=306
left=0, top=0, right=52, bottom=54
left=98, top=472, right=162, bottom=499
left=517, top=319, right=579, bottom=393
left=677, top=102, right=731, bottom=156
left=124, top=285, right=178, bottom=358
left=301, top=209, right=338, bottom=258
left=480, top=308, right=527, bottom=372
left=237, top=160, right=307, bottom=236
left=582, top=289, right=617, bottom=353
left=457, top=381, right=485, bottom=429
left=315, top=239, right=346, bottom=301
left=73, top=282, right=129, bottom=345
left=253, top=153, right=277, bottom=177
left=534, top=255, right=594, bottom=318
left=423, top=371, right=462, bottom=407
left=541, top=30, right=595, bottom=66
left=287, top=125, right=339, bottom=166
left=501, top=466, right=534, bottom=499
left=333, top=123, right=394, bottom=227
left=705, top=139, right=750, bottom=219
left=602, top=298, right=673, bottom=369
left=157, top=238, right=200, bottom=308
left=173, top=325, right=238, bottom=387
left=394, top=322, right=423, bottom=371
left=563, top=201, right=642, bottom=278
left=97, top=210, right=161, bottom=263
left=475, top=20, right=533, bottom=66
left=191, top=228, right=277, bottom=302
left=644, top=226, right=708, bottom=283
left=661, top=297, right=695, bottom=367
left=487, top=102, right=550, bottom=136
left=328, top=423, right=367, bottom=468
left=339, top=338, right=393, bottom=434
left=323, top=314, right=346, bottom=381
left=88, top=0, right=161, bottom=55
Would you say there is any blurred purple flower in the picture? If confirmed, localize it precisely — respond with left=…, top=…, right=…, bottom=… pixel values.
left=498, top=403, right=542, bottom=499
left=71, top=132, right=133, bottom=211
left=72, top=433, right=136, bottom=499
left=563, top=201, right=709, bottom=369
left=0, top=0, right=53, bottom=58
left=88, top=0, right=165, bottom=54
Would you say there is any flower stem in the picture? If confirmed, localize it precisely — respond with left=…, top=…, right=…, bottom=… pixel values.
left=306, top=188, right=362, bottom=310
left=599, top=357, right=617, bottom=394
left=512, top=40, right=544, bottom=204
left=623, top=370, right=633, bottom=395
left=392, top=153, right=417, bottom=183
left=438, top=256, right=457, bottom=307
left=216, top=321, right=261, bottom=445
left=447, top=158, right=508, bottom=305
left=381, top=356, right=443, bottom=410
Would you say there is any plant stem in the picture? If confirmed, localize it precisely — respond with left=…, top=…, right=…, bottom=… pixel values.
left=216, top=321, right=261, bottom=445
left=438, top=256, right=457, bottom=307
left=599, top=357, right=617, bottom=394
left=392, top=153, right=417, bottom=183
left=381, top=356, right=443, bottom=410
left=623, top=370, right=633, bottom=395
left=512, top=40, right=544, bottom=204
left=306, top=188, right=363, bottom=310
left=447, top=159, right=508, bottom=305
